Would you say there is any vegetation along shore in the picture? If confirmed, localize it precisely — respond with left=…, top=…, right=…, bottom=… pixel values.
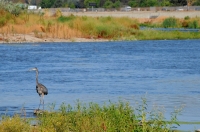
left=0, top=1, right=200, bottom=43
left=0, top=99, right=185, bottom=132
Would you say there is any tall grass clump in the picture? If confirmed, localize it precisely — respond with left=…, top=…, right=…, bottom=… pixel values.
left=0, top=98, right=182, bottom=131
left=0, top=15, right=7, bottom=27
left=0, top=10, right=13, bottom=27
left=162, top=17, right=179, bottom=28
left=95, top=24, right=117, bottom=38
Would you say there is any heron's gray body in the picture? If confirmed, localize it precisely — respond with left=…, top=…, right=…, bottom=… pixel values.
left=36, top=83, right=48, bottom=96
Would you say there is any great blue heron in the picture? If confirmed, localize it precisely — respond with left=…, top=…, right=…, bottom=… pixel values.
left=29, top=67, right=48, bottom=110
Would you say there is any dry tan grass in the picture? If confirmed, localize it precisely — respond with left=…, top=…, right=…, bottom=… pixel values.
left=0, top=12, right=83, bottom=40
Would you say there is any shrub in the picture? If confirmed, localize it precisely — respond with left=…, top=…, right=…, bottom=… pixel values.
left=184, top=16, right=190, bottom=20
left=57, top=14, right=75, bottom=22
left=0, top=17, right=6, bottom=27
left=188, top=20, right=199, bottom=29
left=162, top=17, right=178, bottom=28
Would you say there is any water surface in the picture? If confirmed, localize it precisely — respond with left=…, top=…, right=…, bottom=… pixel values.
left=0, top=40, right=200, bottom=130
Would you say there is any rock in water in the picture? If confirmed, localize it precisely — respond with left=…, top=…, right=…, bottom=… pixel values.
left=34, top=109, right=44, bottom=115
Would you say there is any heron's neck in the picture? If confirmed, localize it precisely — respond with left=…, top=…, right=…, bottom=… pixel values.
left=36, top=70, right=39, bottom=85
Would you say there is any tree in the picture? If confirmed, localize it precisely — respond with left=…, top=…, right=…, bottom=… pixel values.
left=160, top=0, right=171, bottom=6
left=113, top=0, right=121, bottom=8
left=103, top=0, right=113, bottom=8
left=84, top=0, right=100, bottom=8
left=78, top=0, right=85, bottom=8
left=40, top=0, right=55, bottom=8
left=193, top=0, right=200, bottom=5
left=69, top=2, right=75, bottom=8
left=186, top=0, right=196, bottom=5
left=170, top=0, right=187, bottom=6
left=53, top=0, right=63, bottom=7
left=139, top=0, right=159, bottom=6
left=128, top=0, right=139, bottom=7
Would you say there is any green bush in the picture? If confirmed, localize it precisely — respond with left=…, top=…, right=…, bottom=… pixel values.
left=57, top=14, right=75, bottom=22
left=184, top=16, right=190, bottom=20
left=188, top=20, right=199, bottom=29
left=162, top=17, right=178, bottom=28
left=0, top=17, right=6, bottom=27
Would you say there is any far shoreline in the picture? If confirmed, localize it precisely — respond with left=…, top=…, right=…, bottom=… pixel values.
left=1, top=11, right=200, bottom=43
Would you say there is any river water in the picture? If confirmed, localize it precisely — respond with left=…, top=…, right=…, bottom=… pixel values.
left=0, top=40, right=200, bottom=131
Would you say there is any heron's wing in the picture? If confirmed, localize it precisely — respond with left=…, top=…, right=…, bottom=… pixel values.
left=36, top=83, right=48, bottom=95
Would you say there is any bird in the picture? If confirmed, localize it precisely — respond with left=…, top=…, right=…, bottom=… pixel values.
left=29, top=67, right=48, bottom=110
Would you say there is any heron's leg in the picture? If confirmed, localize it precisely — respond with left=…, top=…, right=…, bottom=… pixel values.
left=42, top=93, right=44, bottom=110
left=38, top=96, right=42, bottom=110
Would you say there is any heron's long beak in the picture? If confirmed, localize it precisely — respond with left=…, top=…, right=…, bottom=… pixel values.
left=29, top=68, right=36, bottom=71
left=29, top=68, right=33, bottom=71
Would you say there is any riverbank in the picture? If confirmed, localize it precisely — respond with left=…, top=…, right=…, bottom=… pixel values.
left=0, top=11, right=200, bottom=43
left=0, top=33, right=110, bottom=43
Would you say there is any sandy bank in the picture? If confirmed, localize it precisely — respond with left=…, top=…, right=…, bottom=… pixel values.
left=0, top=33, right=109, bottom=44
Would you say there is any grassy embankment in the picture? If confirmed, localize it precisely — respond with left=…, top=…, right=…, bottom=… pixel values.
left=0, top=98, right=184, bottom=132
left=0, top=9, right=200, bottom=42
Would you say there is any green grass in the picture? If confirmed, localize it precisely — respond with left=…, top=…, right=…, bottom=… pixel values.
left=137, top=30, right=200, bottom=40
left=0, top=98, right=183, bottom=132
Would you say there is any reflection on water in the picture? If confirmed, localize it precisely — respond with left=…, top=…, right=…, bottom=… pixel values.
left=1, top=40, right=200, bottom=130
